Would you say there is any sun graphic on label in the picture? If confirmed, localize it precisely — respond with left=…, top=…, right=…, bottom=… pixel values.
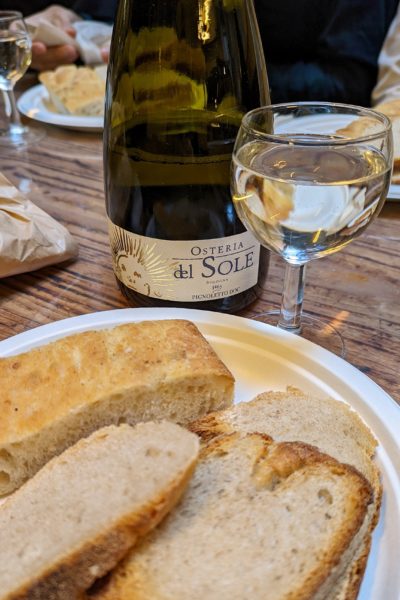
left=109, top=223, right=177, bottom=299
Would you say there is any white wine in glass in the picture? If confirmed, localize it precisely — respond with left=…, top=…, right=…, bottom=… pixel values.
left=0, top=11, right=43, bottom=146
left=232, top=103, right=393, bottom=356
left=0, top=28, right=31, bottom=87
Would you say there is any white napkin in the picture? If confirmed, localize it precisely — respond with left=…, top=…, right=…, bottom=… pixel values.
left=28, top=20, right=78, bottom=48
left=73, top=21, right=112, bottom=65
left=0, top=174, right=78, bottom=278
left=28, top=17, right=112, bottom=66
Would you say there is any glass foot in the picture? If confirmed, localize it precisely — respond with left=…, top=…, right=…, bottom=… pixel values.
left=251, top=309, right=346, bottom=358
left=0, top=125, right=45, bottom=148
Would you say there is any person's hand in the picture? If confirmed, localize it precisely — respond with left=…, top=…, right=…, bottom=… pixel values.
left=31, top=41, right=79, bottom=71
left=100, top=44, right=110, bottom=64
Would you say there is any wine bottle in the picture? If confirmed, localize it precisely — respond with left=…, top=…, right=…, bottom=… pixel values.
left=104, top=0, right=270, bottom=311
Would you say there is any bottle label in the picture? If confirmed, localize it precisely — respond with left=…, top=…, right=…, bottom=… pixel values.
left=108, top=219, right=261, bottom=302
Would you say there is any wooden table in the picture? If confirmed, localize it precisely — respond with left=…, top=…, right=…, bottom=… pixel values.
left=1, top=84, right=400, bottom=406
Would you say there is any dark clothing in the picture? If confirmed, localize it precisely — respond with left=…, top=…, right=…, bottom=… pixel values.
left=0, top=0, right=115, bottom=22
left=70, top=0, right=115, bottom=22
left=4, top=0, right=398, bottom=106
left=256, top=0, right=399, bottom=105
left=0, top=0, right=53, bottom=13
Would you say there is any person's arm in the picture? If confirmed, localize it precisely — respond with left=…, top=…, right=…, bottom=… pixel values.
left=372, top=3, right=400, bottom=105
left=71, top=0, right=116, bottom=23
left=267, top=59, right=376, bottom=106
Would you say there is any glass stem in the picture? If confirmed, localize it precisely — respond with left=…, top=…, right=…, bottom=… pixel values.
left=3, top=88, right=24, bottom=134
left=277, top=262, right=306, bottom=334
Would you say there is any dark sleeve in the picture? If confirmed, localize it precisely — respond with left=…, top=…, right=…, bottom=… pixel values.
left=72, top=0, right=116, bottom=22
left=267, top=58, right=376, bottom=106
left=260, top=0, right=399, bottom=106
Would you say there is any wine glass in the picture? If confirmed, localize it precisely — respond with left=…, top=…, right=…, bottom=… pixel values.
left=231, top=102, right=393, bottom=356
left=0, top=11, right=43, bottom=147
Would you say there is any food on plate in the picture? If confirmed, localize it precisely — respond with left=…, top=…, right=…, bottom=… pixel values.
left=373, top=99, right=400, bottom=183
left=0, top=319, right=234, bottom=496
left=336, top=109, right=398, bottom=186
left=0, top=421, right=199, bottom=600
left=190, top=386, right=379, bottom=490
left=38, top=64, right=106, bottom=117
left=86, top=431, right=373, bottom=600
left=189, top=386, right=381, bottom=599
left=0, top=313, right=381, bottom=600
left=336, top=116, right=383, bottom=140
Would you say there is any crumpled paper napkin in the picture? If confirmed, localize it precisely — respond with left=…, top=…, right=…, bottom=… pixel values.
left=0, top=173, right=78, bottom=278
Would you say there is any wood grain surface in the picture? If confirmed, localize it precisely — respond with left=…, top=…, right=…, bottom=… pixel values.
left=1, top=78, right=399, bottom=406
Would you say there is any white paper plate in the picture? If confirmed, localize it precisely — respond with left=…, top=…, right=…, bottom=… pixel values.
left=275, top=112, right=355, bottom=135
left=276, top=112, right=399, bottom=201
left=17, top=84, right=103, bottom=132
left=388, top=183, right=400, bottom=200
left=0, top=307, right=399, bottom=600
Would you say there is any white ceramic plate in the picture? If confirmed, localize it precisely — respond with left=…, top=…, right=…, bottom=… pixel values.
left=17, top=84, right=103, bottom=132
left=0, top=307, right=399, bottom=600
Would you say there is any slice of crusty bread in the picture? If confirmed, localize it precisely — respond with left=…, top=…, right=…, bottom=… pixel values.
left=189, top=386, right=379, bottom=493
left=373, top=100, right=400, bottom=179
left=336, top=108, right=398, bottom=186
left=39, top=64, right=105, bottom=116
left=189, top=387, right=381, bottom=600
left=0, top=421, right=199, bottom=600
left=86, top=432, right=373, bottom=600
left=0, top=319, right=234, bottom=496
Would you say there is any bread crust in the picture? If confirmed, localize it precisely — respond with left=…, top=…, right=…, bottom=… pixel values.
left=7, top=467, right=196, bottom=600
left=206, top=436, right=373, bottom=600
left=0, top=320, right=233, bottom=444
left=189, top=386, right=380, bottom=492
left=189, top=388, right=381, bottom=599
left=0, top=423, right=199, bottom=600
left=86, top=433, right=373, bottom=600
left=0, top=319, right=233, bottom=495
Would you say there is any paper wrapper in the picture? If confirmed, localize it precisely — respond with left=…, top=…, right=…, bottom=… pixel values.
left=0, top=174, right=78, bottom=279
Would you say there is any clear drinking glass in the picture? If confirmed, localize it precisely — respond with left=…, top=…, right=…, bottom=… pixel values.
left=231, top=102, right=393, bottom=355
left=0, top=11, right=43, bottom=146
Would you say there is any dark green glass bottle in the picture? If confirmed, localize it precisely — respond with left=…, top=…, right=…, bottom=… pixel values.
left=104, top=0, right=270, bottom=311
